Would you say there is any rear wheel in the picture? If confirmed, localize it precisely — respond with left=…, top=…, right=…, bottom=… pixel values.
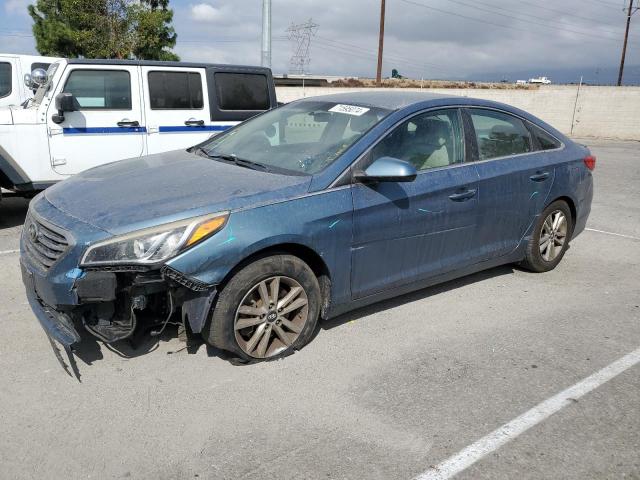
left=521, top=200, right=573, bottom=272
left=204, top=255, right=321, bottom=361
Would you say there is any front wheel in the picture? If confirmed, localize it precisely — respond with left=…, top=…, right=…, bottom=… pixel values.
left=521, top=200, right=573, bottom=272
left=203, top=255, right=321, bottom=362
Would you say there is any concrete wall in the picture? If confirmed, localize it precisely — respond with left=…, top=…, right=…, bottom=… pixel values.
left=275, top=85, right=640, bottom=140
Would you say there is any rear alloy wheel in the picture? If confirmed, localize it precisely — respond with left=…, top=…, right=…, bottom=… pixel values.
left=521, top=200, right=573, bottom=272
left=539, top=210, right=568, bottom=262
left=234, top=276, right=309, bottom=359
left=204, top=255, right=321, bottom=362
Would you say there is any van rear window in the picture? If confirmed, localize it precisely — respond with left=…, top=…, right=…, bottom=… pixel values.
left=148, top=71, right=203, bottom=109
left=0, top=63, right=11, bottom=98
left=214, top=73, right=270, bottom=111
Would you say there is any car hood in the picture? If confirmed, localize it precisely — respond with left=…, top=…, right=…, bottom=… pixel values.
left=45, top=149, right=312, bottom=235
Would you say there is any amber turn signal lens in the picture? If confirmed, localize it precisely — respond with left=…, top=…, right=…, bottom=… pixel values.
left=186, top=215, right=228, bottom=246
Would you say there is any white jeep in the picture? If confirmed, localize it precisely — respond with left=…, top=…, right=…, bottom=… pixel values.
left=0, top=58, right=277, bottom=197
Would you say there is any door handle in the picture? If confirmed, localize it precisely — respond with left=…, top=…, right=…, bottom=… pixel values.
left=530, top=171, right=550, bottom=182
left=117, top=120, right=140, bottom=128
left=185, top=119, right=205, bottom=127
left=448, top=188, right=477, bottom=202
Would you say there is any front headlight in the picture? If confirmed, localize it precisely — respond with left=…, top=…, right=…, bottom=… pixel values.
left=81, top=213, right=228, bottom=266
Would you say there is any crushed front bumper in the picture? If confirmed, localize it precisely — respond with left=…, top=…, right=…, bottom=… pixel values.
left=21, top=260, right=81, bottom=348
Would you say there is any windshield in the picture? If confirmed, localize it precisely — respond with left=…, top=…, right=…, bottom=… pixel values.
left=201, top=100, right=391, bottom=175
left=33, top=62, right=60, bottom=105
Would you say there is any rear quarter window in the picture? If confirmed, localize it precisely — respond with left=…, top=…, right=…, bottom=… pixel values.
left=529, top=123, right=562, bottom=151
left=214, top=73, right=270, bottom=111
left=0, top=62, right=12, bottom=98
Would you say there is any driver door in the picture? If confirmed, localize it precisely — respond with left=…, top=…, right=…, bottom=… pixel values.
left=47, top=65, right=145, bottom=175
left=351, top=109, right=481, bottom=299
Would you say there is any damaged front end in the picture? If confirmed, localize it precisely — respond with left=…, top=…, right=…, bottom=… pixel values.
left=70, top=266, right=216, bottom=344
left=20, top=203, right=226, bottom=356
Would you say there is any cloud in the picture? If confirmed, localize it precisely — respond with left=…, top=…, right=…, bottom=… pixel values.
left=190, top=3, right=222, bottom=22
left=4, top=0, right=31, bottom=15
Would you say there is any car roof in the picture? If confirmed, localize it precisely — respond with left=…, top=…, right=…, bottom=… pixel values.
left=295, top=90, right=462, bottom=110
left=66, top=58, right=271, bottom=73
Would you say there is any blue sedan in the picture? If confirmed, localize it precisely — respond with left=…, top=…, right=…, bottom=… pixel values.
left=21, top=91, right=594, bottom=362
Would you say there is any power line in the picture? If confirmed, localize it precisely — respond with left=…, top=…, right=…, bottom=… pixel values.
left=439, top=0, right=624, bottom=42
left=314, top=35, right=450, bottom=72
left=397, top=0, right=624, bottom=45
left=469, top=0, right=639, bottom=39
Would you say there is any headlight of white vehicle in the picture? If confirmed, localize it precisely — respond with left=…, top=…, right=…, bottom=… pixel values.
left=81, top=213, right=229, bottom=266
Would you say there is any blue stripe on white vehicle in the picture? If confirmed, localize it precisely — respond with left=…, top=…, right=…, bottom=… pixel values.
left=63, top=127, right=147, bottom=134
left=158, top=125, right=234, bottom=133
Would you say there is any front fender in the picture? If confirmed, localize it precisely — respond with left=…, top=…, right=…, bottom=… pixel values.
left=166, top=187, right=354, bottom=308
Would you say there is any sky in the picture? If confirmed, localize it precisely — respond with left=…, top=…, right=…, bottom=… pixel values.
left=1, top=0, right=639, bottom=82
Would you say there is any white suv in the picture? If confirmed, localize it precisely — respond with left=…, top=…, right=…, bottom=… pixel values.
left=0, top=58, right=277, bottom=197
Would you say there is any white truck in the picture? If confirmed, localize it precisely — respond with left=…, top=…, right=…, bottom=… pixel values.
left=0, top=58, right=277, bottom=197
left=528, top=76, right=552, bottom=85
left=0, top=53, right=59, bottom=107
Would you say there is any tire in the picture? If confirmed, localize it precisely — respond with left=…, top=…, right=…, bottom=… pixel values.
left=203, top=254, right=321, bottom=362
left=521, top=200, right=573, bottom=273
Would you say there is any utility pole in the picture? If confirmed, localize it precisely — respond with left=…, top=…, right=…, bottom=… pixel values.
left=617, top=0, right=637, bottom=86
left=261, top=0, right=272, bottom=68
left=376, top=0, right=386, bottom=87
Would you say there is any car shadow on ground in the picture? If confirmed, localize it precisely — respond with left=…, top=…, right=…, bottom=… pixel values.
left=69, top=264, right=517, bottom=371
left=0, top=196, right=30, bottom=230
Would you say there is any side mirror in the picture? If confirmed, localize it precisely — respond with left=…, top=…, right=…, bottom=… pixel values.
left=354, top=157, right=417, bottom=183
left=52, top=93, right=80, bottom=124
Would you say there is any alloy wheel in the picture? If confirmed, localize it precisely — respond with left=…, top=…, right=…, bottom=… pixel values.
left=234, top=276, right=309, bottom=358
left=539, top=210, right=568, bottom=262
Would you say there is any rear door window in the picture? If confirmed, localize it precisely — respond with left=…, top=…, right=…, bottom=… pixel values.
left=148, top=71, right=203, bottom=109
left=63, top=70, right=131, bottom=110
left=214, top=73, right=270, bottom=110
left=0, top=62, right=11, bottom=98
left=469, top=109, right=533, bottom=160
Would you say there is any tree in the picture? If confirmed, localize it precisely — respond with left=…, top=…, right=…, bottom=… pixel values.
left=28, top=0, right=179, bottom=60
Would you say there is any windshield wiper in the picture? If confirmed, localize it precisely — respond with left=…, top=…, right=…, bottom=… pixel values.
left=199, top=151, right=271, bottom=172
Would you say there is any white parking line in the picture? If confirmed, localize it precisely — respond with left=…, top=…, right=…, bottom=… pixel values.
left=414, top=346, right=640, bottom=480
left=0, top=249, right=19, bottom=256
left=586, top=228, right=640, bottom=241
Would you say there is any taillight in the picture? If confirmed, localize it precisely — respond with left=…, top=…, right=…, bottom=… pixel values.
left=583, top=155, right=596, bottom=171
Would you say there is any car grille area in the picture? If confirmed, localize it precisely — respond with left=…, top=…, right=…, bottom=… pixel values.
left=23, top=214, right=70, bottom=271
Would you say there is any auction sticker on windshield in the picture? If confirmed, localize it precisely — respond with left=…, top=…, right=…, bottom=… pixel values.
left=329, top=104, right=371, bottom=116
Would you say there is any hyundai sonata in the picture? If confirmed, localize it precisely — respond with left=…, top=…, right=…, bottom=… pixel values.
left=21, top=91, right=594, bottom=363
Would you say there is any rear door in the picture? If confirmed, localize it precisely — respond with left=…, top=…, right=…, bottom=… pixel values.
left=351, top=108, right=481, bottom=299
left=466, top=108, right=556, bottom=259
left=142, top=66, right=213, bottom=155
left=47, top=65, right=145, bottom=175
